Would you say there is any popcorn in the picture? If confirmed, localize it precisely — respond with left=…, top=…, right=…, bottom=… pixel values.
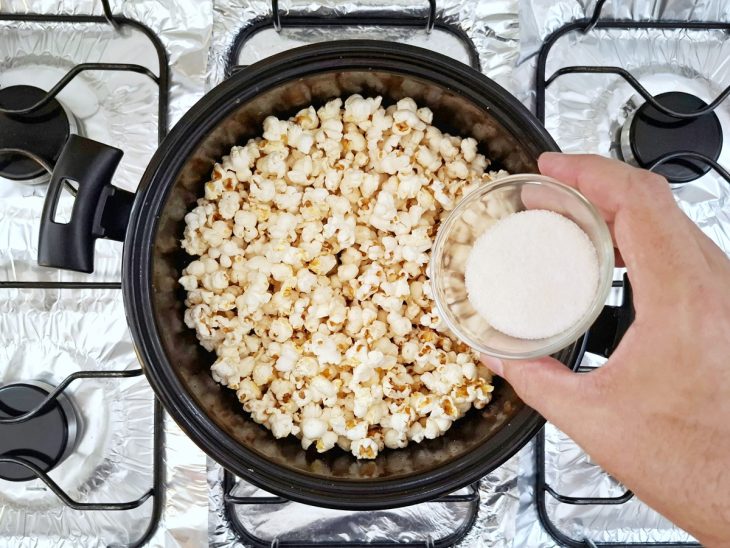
left=225, top=144, right=257, bottom=182
left=301, top=417, right=328, bottom=441
left=446, top=159, right=469, bottom=180
left=392, top=108, right=424, bottom=135
left=269, top=317, right=293, bottom=343
left=460, top=137, right=478, bottom=162
left=294, top=106, right=319, bottom=129
left=315, top=430, right=339, bottom=452
left=396, top=173, right=424, bottom=200
left=270, top=412, right=295, bottom=438
left=181, top=95, right=497, bottom=460
left=370, top=191, right=398, bottom=231
left=344, top=94, right=374, bottom=123
left=351, top=438, right=378, bottom=459
left=262, top=115, right=289, bottom=142
left=296, top=268, right=317, bottom=293
left=179, top=275, right=198, bottom=291
left=387, top=312, right=412, bottom=337
left=416, top=107, right=433, bottom=124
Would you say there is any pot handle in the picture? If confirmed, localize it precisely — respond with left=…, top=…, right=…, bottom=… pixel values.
left=584, top=274, right=635, bottom=358
left=38, top=135, right=133, bottom=273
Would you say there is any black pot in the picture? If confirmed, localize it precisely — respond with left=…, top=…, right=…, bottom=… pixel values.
left=37, top=41, right=632, bottom=509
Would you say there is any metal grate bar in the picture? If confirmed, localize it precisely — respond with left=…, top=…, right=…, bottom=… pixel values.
left=649, top=151, right=730, bottom=182
left=224, top=494, right=288, bottom=505
left=269, top=0, right=437, bottom=34
left=223, top=470, right=480, bottom=547
left=0, top=398, right=164, bottom=546
left=544, top=66, right=730, bottom=120
left=534, top=5, right=730, bottom=123
left=225, top=10, right=481, bottom=78
left=0, top=63, right=159, bottom=116
left=534, top=429, right=700, bottom=547
left=0, top=457, right=152, bottom=510
left=0, top=281, right=122, bottom=289
left=544, top=483, right=634, bottom=505
left=0, top=13, right=169, bottom=143
left=532, top=1, right=707, bottom=534
left=0, top=369, right=143, bottom=425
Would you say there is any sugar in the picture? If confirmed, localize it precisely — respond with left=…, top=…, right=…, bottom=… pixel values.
left=464, top=209, right=599, bottom=340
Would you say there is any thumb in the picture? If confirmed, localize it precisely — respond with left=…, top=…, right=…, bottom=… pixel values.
left=480, top=354, right=593, bottom=426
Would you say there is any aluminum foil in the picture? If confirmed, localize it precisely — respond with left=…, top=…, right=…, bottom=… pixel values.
left=542, top=422, right=696, bottom=544
left=0, top=289, right=156, bottom=547
left=0, top=0, right=213, bottom=125
left=207, top=0, right=520, bottom=88
left=0, top=1, right=211, bottom=547
left=208, top=449, right=523, bottom=547
left=0, top=19, right=159, bottom=194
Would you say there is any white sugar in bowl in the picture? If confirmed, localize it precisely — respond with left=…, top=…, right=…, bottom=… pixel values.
left=430, top=174, right=615, bottom=360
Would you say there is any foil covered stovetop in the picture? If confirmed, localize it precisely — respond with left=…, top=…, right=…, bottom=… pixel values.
left=1, top=0, right=728, bottom=546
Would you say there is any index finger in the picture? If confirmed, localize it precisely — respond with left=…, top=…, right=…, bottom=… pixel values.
left=537, top=153, right=707, bottom=306
left=537, top=153, right=675, bottom=221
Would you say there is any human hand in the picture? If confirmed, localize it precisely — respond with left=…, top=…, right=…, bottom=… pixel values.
left=480, top=153, right=730, bottom=545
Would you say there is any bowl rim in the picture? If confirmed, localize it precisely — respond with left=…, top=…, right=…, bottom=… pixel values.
left=432, top=174, right=615, bottom=360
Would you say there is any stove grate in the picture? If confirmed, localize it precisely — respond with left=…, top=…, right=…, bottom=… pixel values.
left=536, top=9, right=724, bottom=540
left=534, top=0, right=730, bottom=186
left=223, top=471, right=480, bottom=548
left=0, top=1, right=170, bottom=545
left=225, top=0, right=481, bottom=76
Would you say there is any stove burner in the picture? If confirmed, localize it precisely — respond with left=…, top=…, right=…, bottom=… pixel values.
left=620, top=91, right=724, bottom=184
left=0, top=381, right=78, bottom=482
left=0, top=85, right=76, bottom=185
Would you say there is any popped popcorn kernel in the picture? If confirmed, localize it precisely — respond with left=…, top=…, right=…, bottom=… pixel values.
left=180, top=95, right=498, bottom=459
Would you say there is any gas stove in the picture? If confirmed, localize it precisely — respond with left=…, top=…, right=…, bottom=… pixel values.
left=0, top=1, right=727, bottom=546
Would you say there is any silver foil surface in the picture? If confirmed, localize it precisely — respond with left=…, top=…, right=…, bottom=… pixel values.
left=207, top=0, right=521, bottom=87
left=537, top=22, right=730, bottom=253
left=0, top=1, right=211, bottom=547
left=0, top=290, right=156, bottom=547
left=515, top=0, right=730, bottom=257
left=208, top=452, right=523, bottom=547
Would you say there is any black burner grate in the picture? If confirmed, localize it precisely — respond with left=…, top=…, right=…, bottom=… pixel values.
left=534, top=0, right=730, bottom=186
left=0, top=1, right=169, bottom=546
left=224, top=0, right=481, bottom=76
left=223, top=471, right=481, bottom=548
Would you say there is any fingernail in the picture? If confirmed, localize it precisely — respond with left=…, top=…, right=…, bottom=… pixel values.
left=480, top=354, right=503, bottom=376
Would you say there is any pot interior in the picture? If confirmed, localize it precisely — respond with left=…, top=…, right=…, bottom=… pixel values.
left=150, top=67, right=567, bottom=481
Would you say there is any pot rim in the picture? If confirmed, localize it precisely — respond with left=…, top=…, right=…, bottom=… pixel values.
left=123, top=40, right=574, bottom=509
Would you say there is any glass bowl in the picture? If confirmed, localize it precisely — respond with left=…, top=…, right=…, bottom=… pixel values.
left=430, top=174, right=614, bottom=360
